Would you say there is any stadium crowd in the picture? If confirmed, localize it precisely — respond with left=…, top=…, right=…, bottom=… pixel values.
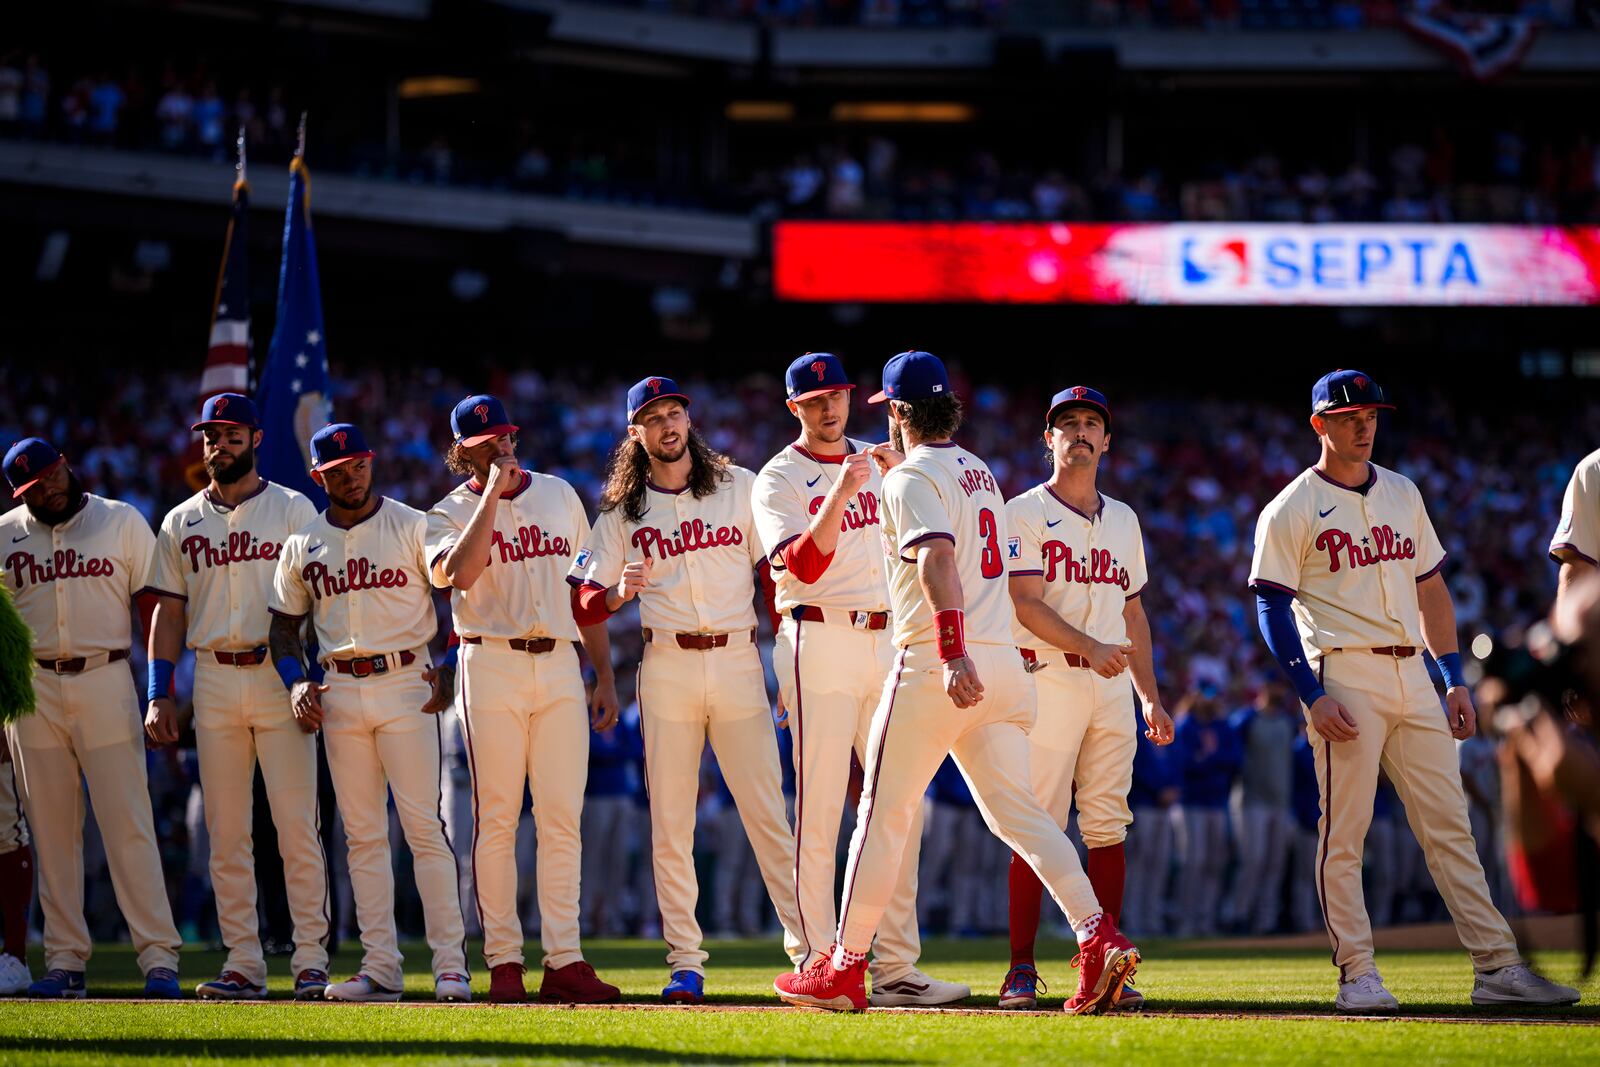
left=5, top=51, right=1598, bottom=225
left=1, top=358, right=1587, bottom=949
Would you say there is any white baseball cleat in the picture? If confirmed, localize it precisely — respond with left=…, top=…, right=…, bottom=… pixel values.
left=324, top=973, right=403, bottom=1003
left=0, top=953, right=31, bottom=996
left=868, top=969, right=971, bottom=1007
left=1335, top=971, right=1399, bottom=1014
left=1471, top=964, right=1580, bottom=1007
left=435, top=972, right=472, bottom=1003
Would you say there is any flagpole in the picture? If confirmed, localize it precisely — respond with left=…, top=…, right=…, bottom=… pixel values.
left=235, top=125, right=247, bottom=188
left=295, top=111, right=307, bottom=161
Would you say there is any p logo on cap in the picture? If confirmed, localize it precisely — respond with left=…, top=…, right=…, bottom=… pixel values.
left=626, top=376, right=691, bottom=423
left=1045, top=386, right=1112, bottom=430
left=785, top=352, right=854, bottom=403
left=310, top=422, right=374, bottom=473
left=192, top=392, right=260, bottom=431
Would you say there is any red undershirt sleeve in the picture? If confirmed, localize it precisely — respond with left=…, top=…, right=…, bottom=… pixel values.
left=780, top=530, right=835, bottom=585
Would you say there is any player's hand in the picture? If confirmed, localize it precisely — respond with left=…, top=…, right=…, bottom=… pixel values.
left=589, top=674, right=620, bottom=732
left=774, top=690, right=789, bottom=730
left=1445, top=685, right=1477, bottom=741
left=1086, top=640, right=1132, bottom=679
left=144, top=697, right=180, bottom=747
left=1308, top=693, right=1359, bottom=743
left=420, top=665, right=455, bottom=715
left=1143, top=702, right=1174, bottom=745
left=836, top=451, right=873, bottom=496
left=617, top=556, right=654, bottom=602
left=865, top=444, right=904, bottom=475
left=942, top=656, right=985, bottom=709
left=291, top=679, right=329, bottom=733
left=486, top=455, right=521, bottom=497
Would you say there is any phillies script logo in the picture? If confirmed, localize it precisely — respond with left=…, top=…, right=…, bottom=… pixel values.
left=811, top=360, right=827, bottom=381
left=1041, top=543, right=1130, bottom=591
left=473, top=403, right=489, bottom=423
left=6, top=549, right=115, bottom=587
left=808, top=491, right=881, bottom=531
left=12, top=454, right=27, bottom=473
left=647, top=378, right=662, bottom=394
left=181, top=532, right=282, bottom=572
left=489, top=524, right=572, bottom=564
left=1315, top=525, right=1416, bottom=573
left=631, top=519, right=742, bottom=560
left=302, top=558, right=408, bottom=601
left=213, top=396, right=229, bottom=416
left=332, top=430, right=348, bottom=450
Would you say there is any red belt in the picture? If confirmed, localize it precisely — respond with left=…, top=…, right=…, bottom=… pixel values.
left=329, top=650, right=417, bottom=677
left=642, top=627, right=755, bottom=651
left=792, top=605, right=890, bottom=631
left=212, top=647, right=268, bottom=667
left=462, top=636, right=556, bottom=654
left=1334, top=646, right=1417, bottom=658
left=1019, top=648, right=1090, bottom=670
left=36, top=649, right=129, bottom=675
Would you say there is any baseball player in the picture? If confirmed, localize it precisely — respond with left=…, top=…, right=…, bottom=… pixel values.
left=268, top=423, right=469, bottom=1002
left=774, top=351, right=1138, bottom=1015
left=1000, top=385, right=1170, bottom=1012
left=427, top=394, right=622, bottom=1005
left=1249, top=368, right=1579, bottom=1012
left=1, top=438, right=182, bottom=998
left=753, top=352, right=968, bottom=1007
left=569, top=375, right=806, bottom=1003
left=144, top=393, right=332, bottom=1000
left=1551, top=446, right=1600, bottom=619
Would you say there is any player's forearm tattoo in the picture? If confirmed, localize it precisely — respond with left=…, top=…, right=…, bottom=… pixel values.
left=269, top=612, right=307, bottom=669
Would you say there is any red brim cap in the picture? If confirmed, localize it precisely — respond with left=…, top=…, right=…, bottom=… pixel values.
left=10, top=456, right=65, bottom=499
left=629, top=394, right=691, bottom=423
left=867, top=389, right=889, bottom=403
left=311, top=450, right=375, bottom=473
left=790, top=384, right=855, bottom=404
left=457, top=423, right=519, bottom=448
left=191, top=418, right=257, bottom=431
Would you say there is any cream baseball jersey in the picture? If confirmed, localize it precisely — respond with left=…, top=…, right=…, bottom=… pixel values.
left=425, top=470, right=588, bottom=642
left=752, top=441, right=889, bottom=614
left=569, top=466, right=763, bottom=633
left=150, top=481, right=315, bottom=650
left=1550, top=447, right=1600, bottom=567
left=1005, top=486, right=1147, bottom=651
left=271, top=497, right=437, bottom=657
left=0, top=495, right=155, bottom=659
left=881, top=442, right=1015, bottom=649
left=1249, top=463, right=1446, bottom=653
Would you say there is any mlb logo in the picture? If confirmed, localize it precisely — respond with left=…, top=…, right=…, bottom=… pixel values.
left=1007, top=537, right=1020, bottom=560
left=574, top=547, right=592, bottom=569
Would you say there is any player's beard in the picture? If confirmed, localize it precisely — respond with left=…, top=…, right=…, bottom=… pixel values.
left=646, top=438, right=687, bottom=464
left=207, top=441, right=255, bottom=485
left=26, top=471, right=87, bottom=526
left=329, top=485, right=373, bottom=512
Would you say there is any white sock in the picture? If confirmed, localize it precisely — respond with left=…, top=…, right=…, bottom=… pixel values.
left=1071, top=911, right=1103, bottom=943
left=831, top=944, right=866, bottom=971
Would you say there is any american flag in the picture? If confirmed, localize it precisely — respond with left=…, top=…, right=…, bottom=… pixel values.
left=185, top=172, right=253, bottom=490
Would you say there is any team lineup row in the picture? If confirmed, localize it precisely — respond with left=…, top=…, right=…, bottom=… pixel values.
left=0, top=352, right=1591, bottom=1014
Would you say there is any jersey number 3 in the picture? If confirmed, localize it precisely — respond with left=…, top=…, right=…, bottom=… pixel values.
left=978, top=508, right=1002, bottom=579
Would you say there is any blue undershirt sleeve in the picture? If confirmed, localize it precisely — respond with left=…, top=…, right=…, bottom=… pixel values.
left=1254, top=589, right=1326, bottom=707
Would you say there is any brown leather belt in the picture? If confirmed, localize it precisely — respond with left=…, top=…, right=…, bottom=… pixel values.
left=792, top=605, right=890, bottom=631
left=462, top=635, right=556, bottom=654
left=211, top=647, right=268, bottom=667
left=329, top=650, right=417, bottom=677
left=642, top=627, right=756, bottom=651
left=36, top=649, right=129, bottom=675
left=1334, top=646, right=1417, bottom=658
left=1019, top=648, right=1090, bottom=670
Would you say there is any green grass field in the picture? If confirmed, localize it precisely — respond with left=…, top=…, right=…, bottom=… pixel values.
left=1, top=937, right=1596, bottom=1066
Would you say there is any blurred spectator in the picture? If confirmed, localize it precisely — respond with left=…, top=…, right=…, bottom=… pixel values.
left=1227, top=682, right=1295, bottom=935
left=88, top=72, right=124, bottom=146
left=1172, top=683, right=1241, bottom=937
left=193, top=80, right=225, bottom=159
left=1124, top=713, right=1178, bottom=936
left=0, top=53, right=22, bottom=130
left=155, top=74, right=193, bottom=152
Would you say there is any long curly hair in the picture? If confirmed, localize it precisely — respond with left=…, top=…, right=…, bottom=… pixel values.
left=599, top=426, right=732, bottom=522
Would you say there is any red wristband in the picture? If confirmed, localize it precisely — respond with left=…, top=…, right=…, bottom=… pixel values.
left=935, top=609, right=966, bottom=662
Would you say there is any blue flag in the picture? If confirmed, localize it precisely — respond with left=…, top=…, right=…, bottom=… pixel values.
left=257, top=154, right=331, bottom=508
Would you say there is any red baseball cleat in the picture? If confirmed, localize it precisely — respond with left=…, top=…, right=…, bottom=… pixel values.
left=488, top=962, right=528, bottom=1004
left=1063, top=915, right=1140, bottom=1016
left=773, top=949, right=868, bottom=1012
left=540, top=960, right=621, bottom=1004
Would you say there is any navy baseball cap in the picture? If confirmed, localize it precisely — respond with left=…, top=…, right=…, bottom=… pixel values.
left=192, top=392, right=259, bottom=431
left=451, top=394, right=519, bottom=448
left=868, top=350, right=950, bottom=404
left=1312, top=369, right=1394, bottom=417
left=4, top=437, right=63, bottom=499
left=1045, top=386, right=1112, bottom=430
left=627, top=375, right=691, bottom=423
left=786, top=352, right=854, bottom=404
left=309, top=423, right=374, bottom=472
